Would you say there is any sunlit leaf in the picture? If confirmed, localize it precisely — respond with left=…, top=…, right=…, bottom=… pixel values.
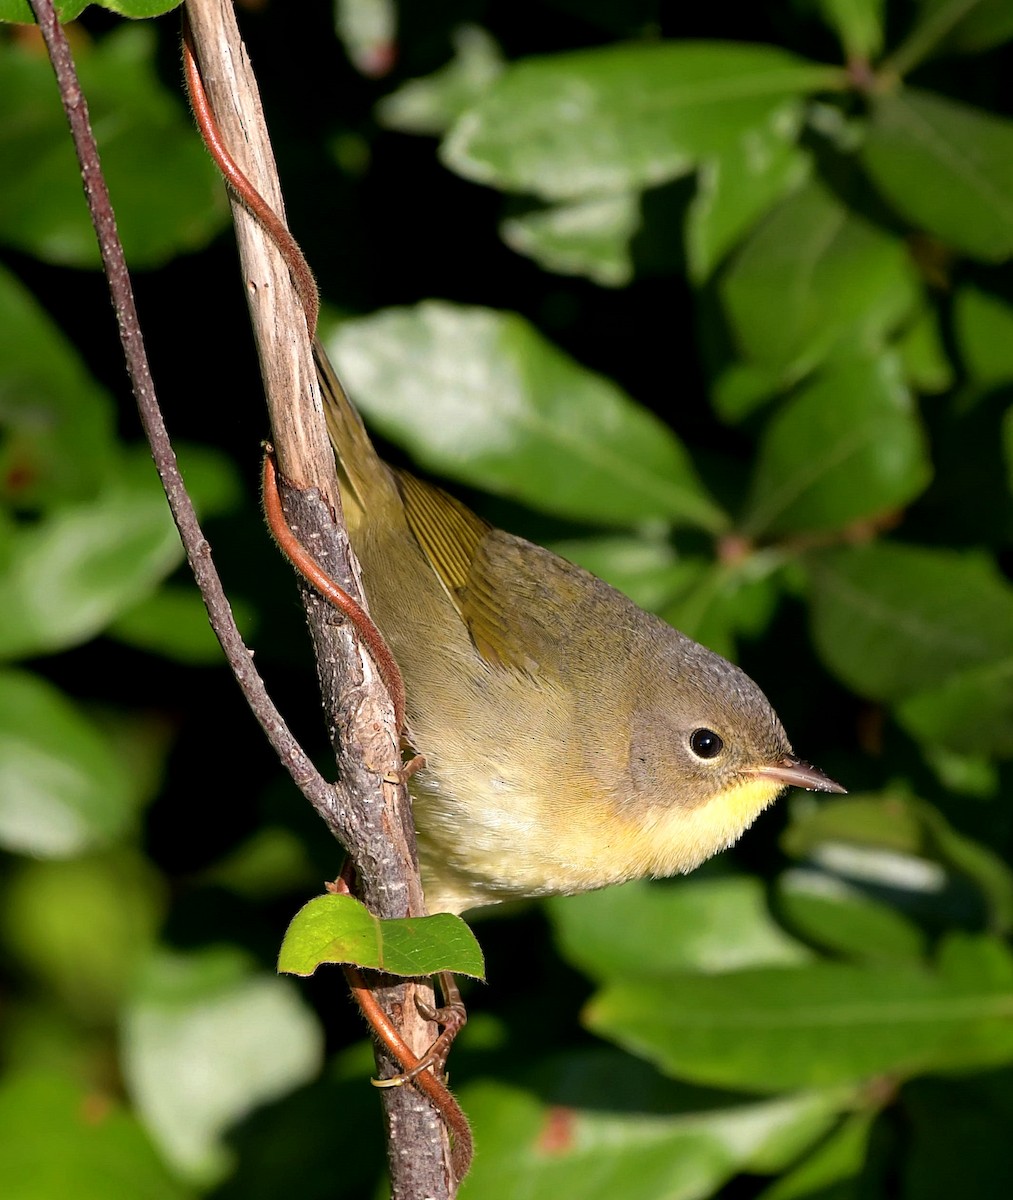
left=548, top=876, right=812, bottom=983
left=686, top=118, right=810, bottom=282
left=0, top=672, right=137, bottom=858
left=501, top=192, right=641, bottom=287
left=442, top=41, right=842, bottom=200
left=0, top=444, right=238, bottom=661
left=122, top=947, right=323, bottom=1185
left=323, top=302, right=727, bottom=530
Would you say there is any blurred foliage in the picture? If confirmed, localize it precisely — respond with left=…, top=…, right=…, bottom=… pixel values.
left=1, top=1, right=1012, bottom=1197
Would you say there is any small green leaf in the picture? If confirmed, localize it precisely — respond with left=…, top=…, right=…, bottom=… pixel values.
left=0, top=444, right=237, bottom=661
left=548, top=876, right=812, bottom=983
left=861, top=88, right=1013, bottom=262
left=757, top=1108, right=878, bottom=1200
left=809, top=0, right=886, bottom=59
left=442, top=41, right=843, bottom=200
left=277, top=893, right=486, bottom=979
left=897, top=658, right=1013, bottom=759
left=546, top=534, right=696, bottom=614
left=0, top=671, right=137, bottom=858
left=954, top=285, right=1013, bottom=387
left=1, top=852, right=165, bottom=1022
left=776, top=868, right=927, bottom=963
left=720, top=178, right=919, bottom=380
left=323, top=302, right=726, bottom=531
left=686, top=121, right=810, bottom=282
left=906, top=0, right=1013, bottom=57
left=742, top=354, right=931, bottom=536
left=806, top=542, right=1013, bottom=701
left=0, top=1072, right=187, bottom=1200
left=0, top=25, right=226, bottom=267
left=586, top=935, right=1013, bottom=1092
left=501, top=192, right=641, bottom=287
left=122, top=947, right=323, bottom=1185
left=659, top=558, right=782, bottom=662
left=0, top=264, right=117, bottom=509
left=896, top=304, right=954, bottom=393
left=110, top=584, right=255, bottom=665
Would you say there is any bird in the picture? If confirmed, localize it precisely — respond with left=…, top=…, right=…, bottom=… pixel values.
left=313, top=339, right=845, bottom=917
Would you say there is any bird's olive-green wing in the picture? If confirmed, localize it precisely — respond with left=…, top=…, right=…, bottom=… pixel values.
left=395, top=470, right=569, bottom=676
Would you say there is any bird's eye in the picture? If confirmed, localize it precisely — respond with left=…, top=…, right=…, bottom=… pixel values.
left=690, top=728, right=724, bottom=760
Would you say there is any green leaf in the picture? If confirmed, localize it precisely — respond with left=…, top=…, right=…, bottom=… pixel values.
left=782, top=792, right=1013, bottom=934
left=0, top=852, right=165, bottom=1022
left=0, top=0, right=87, bottom=18
left=277, top=893, right=485, bottom=979
left=0, top=444, right=237, bottom=661
left=0, top=1072, right=186, bottom=1200
left=501, top=192, right=641, bottom=287
left=546, top=534, right=697, bottom=613
left=0, top=264, right=117, bottom=509
left=0, top=24, right=227, bottom=267
left=686, top=129, right=810, bottom=283
left=757, top=1108, right=878, bottom=1200
left=586, top=935, right=1013, bottom=1093
left=0, top=671, right=137, bottom=858
left=776, top=868, right=928, bottom=963
left=460, top=1061, right=847, bottom=1200
left=905, top=0, right=1013, bottom=58
left=109, top=584, right=256, bottom=665
left=896, top=304, right=954, bottom=393
left=809, top=0, right=886, bottom=59
left=548, top=877, right=812, bottom=983
left=897, top=658, right=1013, bottom=758
left=861, top=88, right=1013, bottom=262
left=720, top=178, right=920, bottom=380
left=805, top=542, right=1013, bottom=701
left=658, top=556, right=782, bottom=662
left=122, top=946, right=323, bottom=1185
left=742, top=354, right=931, bottom=537
left=442, top=41, right=842, bottom=200
left=323, top=302, right=727, bottom=530
left=954, top=285, right=1013, bottom=386
left=376, top=25, right=504, bottom=135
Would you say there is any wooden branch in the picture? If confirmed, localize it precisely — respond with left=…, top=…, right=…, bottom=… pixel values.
left=180, top=2, right=458, bottom=1194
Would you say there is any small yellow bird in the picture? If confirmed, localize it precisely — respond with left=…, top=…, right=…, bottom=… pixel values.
left=314, top=341, right=844, bottom=916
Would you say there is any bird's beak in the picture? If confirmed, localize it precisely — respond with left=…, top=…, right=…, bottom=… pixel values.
left=752, top=755, right=847, bottom=794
